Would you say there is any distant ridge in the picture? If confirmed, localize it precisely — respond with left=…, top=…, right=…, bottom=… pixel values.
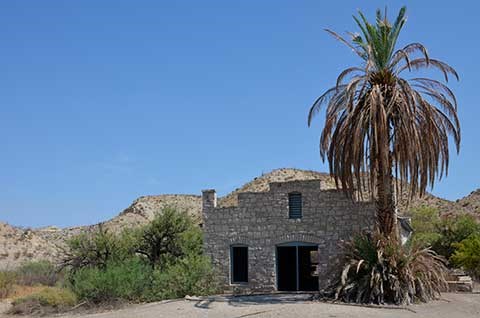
left=1, top=168, right=478, bottom=269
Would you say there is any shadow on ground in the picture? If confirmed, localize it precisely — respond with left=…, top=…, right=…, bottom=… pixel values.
left=191, top=293, right=315, bottom=309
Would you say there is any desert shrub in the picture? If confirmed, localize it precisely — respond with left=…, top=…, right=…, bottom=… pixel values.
left=16, top=261, right=60, bottom=286
left=329, top=232, right=447, bottom=305
left=136, top=207, right=197, bottom=269
left=62, top=225, right=137, bottom=273
left=409, top=208, right=480, bottom=262
left=148, top=253, right=219, bottom=301
left=63, top=208, right=216, bottom=303
left=431, top=214, right=480, bottom=259
left=451, top=234, right=480, bottom=279
left=0, top=270, right=16, bottom=299
left=8, top=287, right=76, bottom=315
left=68, top=258, right=151, bottom=303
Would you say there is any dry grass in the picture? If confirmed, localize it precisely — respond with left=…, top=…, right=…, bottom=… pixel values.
left=1, top=282, right=49, bottom=302
left=8, top=287, right=77, bottom=316
left=9, top=285, right=48, bottom=300
left=0, top=271, right=15, bottom=299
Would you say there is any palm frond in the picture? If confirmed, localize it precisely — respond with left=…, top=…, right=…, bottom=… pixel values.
left=400, top=58, right=459, bottom=82
left=325, top=29, right=366, bottom=59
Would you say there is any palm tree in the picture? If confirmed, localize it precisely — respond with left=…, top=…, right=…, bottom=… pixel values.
left=308, top=7, right=460, bottom=237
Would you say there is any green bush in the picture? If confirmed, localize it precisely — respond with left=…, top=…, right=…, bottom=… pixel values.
left=16, top=261, right=60, bottom=286
left=327, top=231, right=447, bottom=305
left=148, top=254, right=219, bottom=301
left=410, top=206, right=442, bottom=247
left=9, top=287, right=76, bottom=315
left=410, top=207, right=480, bottom=262
left=0, top=270, right=16, bottom=299
left=451, top=234, right=480, bottom=279
left=63, top=225, right=131, bottom=271
left=179, top=225, right=203, bottom=256
left=68, top=258, right=152, bottom=303
left=432, top=214, right=480, bottom=259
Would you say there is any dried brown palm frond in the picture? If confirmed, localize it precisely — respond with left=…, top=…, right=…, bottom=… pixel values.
left=308, top=7, right=460, bottom=236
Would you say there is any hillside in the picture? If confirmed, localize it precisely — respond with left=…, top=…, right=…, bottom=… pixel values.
left=1, top=168, right=478, bottom=269
left=456, top=189, right=480, bottom=215
left=106, top=194, right=203, bottom=230
left=0, top=222, right=61, bottom=269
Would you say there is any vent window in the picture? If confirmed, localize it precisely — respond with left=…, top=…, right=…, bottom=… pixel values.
left=231, top=245, right=248, bottom=283
left=288, top=193, right=302, bottom=219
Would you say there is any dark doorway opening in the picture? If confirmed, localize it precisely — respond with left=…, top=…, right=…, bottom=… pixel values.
left=231, top=245, right=248, bottom=283
left=276, top=243, right=319, bottom=291
left=298, top=246, right=319, bottom=291
left=277, top=246, right=297, bottom=291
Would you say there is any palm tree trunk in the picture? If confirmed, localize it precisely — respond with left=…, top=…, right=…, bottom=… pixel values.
left=373, top=87, right=398, bottom=239
left=375, top=143, right=397, bottom=237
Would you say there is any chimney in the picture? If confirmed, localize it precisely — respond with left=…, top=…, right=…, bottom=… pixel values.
left=202, top=189, right=217, bottom=212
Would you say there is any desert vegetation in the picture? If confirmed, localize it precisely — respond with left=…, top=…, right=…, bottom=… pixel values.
left=8, top=287, right=77, bottom=316
left=1, top=207, right=219, bottom=315
left=332, top=232, right=448, bottom=305
left=410, top=206, right=480, bottom=279
left=0, top=270, right=16, bottom=299
left=63, top=207, right=218, bottom=305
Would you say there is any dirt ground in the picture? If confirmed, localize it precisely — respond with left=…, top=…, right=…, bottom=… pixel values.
left=1, top=293, right=479, bottom=318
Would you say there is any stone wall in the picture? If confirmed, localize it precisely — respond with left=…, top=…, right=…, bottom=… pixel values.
left=202, top=179, right=375, bottom=293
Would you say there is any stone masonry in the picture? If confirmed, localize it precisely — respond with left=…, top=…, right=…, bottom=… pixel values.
left=202, top=179, right=376, bottom=293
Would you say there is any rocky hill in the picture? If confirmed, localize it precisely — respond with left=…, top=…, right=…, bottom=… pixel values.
left=106, top=194, right=203, bottom=230
left=458, top=189, right=480, bottom=210
left=0, top=222, right=61, bottom=269
left=1, top=168, right=478, bottom=269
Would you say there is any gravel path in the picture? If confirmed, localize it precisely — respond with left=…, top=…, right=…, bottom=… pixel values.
left=1, top=293, right=479, bottom=318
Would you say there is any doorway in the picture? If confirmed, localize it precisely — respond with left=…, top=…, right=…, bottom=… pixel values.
left=276, top=243, right=319, bottom=291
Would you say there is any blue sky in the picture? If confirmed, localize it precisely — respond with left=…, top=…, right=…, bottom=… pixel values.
left=1, top=1, right=478, bottom=228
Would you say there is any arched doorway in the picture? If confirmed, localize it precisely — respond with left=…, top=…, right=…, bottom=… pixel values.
left=276, top=242, right=319, bottom=291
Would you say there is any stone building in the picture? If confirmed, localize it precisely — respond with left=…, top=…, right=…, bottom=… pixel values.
left=202, top=179, right=376, bottom=293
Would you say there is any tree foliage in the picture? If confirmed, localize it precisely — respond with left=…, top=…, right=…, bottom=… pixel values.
left=62, top=225, right=134, bottom=273
left=451, top=234, right=480, bottom=279
left=136, top=207, right=196, bottom=268
left=409, top=207, right=480, bottom=266
left=409, top=206, right=442, bottom=247
left=431, top=214, right=480, bottom=259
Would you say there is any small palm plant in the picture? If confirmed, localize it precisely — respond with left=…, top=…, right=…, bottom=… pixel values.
left=308, top=7, right=460, bottom=237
